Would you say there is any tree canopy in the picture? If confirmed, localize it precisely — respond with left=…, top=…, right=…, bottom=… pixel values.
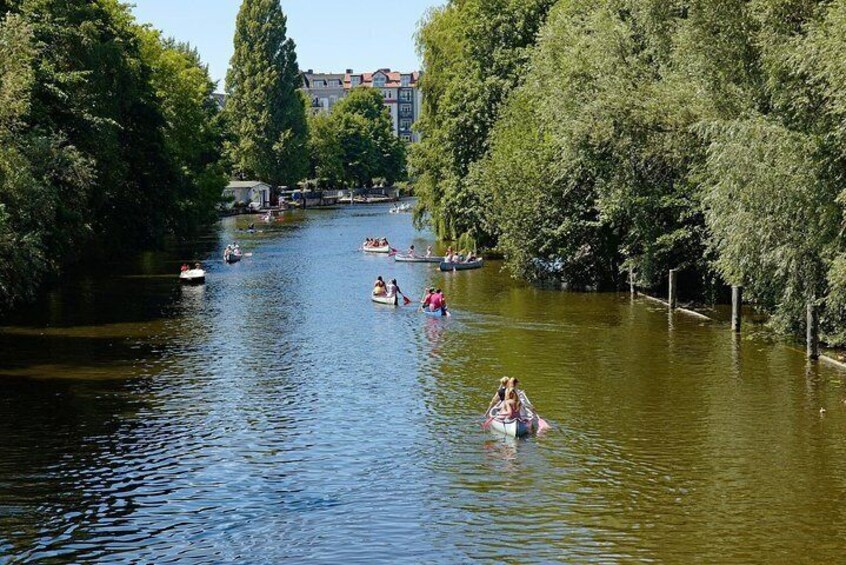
left=225, top=0, right=308, bottom=187
left=413, top=0, right=846, bottom=344
left=0, top=0, right=225, bottom=311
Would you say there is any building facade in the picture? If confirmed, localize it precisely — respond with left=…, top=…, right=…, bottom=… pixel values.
left=302, top=68, right=422, bottom=143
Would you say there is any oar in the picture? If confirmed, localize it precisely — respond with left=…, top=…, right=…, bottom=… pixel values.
left=536, top=417, right=551, bottom=432
left=398, top=291, right=412, bottom=306
left=389, top=248, right=399, bottom=257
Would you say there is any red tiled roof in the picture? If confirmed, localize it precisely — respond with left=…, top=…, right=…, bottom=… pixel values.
left=344, top=69, right=420, bottom=89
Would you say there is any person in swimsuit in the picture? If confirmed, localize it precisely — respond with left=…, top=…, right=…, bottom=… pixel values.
left=487, top=377, right=510, bottom=412
left=386, top=278, right=402, bottom=299
left=425, top=246, right=433, bottom=258
left=429, top=289, right=444, bottom=313
left=372, top=276, right=386, bottom=296
left=498, top=388, right=521, bottom=420
left=506, top=377, right=534, bottom=411
left=420, top=287, right=434, bottom=309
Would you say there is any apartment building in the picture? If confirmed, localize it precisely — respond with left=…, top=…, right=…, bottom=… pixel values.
left=302, top=68, right=422, bottom=142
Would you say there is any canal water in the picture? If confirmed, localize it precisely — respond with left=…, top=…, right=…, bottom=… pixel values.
left=2, top=205, right=846, bottom=563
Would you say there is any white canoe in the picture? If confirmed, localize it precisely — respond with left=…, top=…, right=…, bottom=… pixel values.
left=371, top=294, right=399, bottom=306
left=179, top=269, right=206, bottom=284
left=486, top=406, right=536, bottom=437
left=395, top=254, right=443, bottom=263
left=364, top=245, right=391, bottom=254
left=440, top=259, right=484, bottom=271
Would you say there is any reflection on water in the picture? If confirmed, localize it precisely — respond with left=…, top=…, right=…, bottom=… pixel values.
left=2, top=207, right=846, bottom=562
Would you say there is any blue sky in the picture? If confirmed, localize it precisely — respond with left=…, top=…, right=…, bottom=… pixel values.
left=130, top=1, right=441, bottom=92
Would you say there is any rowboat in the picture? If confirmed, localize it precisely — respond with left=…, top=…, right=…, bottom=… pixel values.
left=395, top=254, right=443, bottom=263
left=179, top=269, right=206, bottom=284
left=363, top=245, right=391, bottom=254
left=371, top=294, right=399, bottom=306
left=439, top=259, right=484, bottom=271
left=486, top=406, right=536, bottom=438
left=224, top=251, right=242, bottom=264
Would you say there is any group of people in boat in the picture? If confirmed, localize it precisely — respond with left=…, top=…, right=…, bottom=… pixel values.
left=404, top=245, right=435, bottom=258
left=180, top=262, right=202, bottom=272
left=364, top=238, right=389, bottom=249
left=487, top=377, right=533, bottom=421
left=443, top=246, right=478, bottom=264
left=224, top=243, right=241, bottom=260
left=420, top=287, right=448, bottom=315
left=372, top=276, right=403, bottom=299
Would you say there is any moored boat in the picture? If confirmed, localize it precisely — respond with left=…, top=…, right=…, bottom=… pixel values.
left=395, top=254, right=443, bottom=263
left=371, top=293, right=399, bottom=306
left=439, top=259, right=484, bottom=271
left=486, top=406, right=536, bottom=438
left=179, top=269, right=206, bottom=284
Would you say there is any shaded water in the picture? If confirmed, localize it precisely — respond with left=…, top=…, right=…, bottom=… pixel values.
left=2, top=206, right=846, bottom=563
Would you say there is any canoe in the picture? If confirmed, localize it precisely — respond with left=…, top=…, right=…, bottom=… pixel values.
left=395, top=254, right=443, bottom=263
left=363, top=245, right=391, bottom=254
left=224, top=252, right=242, bottom=264
left=439, top=259, right=484, bottom=271
left=371, top=294, right=399, bottom=306
left=422, top=307, right=450, bottom=317
left=486, top=406, right=536, bottom=438
left=179, top=269, right=206, bottom=284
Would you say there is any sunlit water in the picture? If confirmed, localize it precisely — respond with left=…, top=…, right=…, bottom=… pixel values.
left=2, top=206, right=846, bottom=563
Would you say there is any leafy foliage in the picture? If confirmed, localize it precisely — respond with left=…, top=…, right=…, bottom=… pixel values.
left=0, top=1, right=224, bottom=311
left=308, top=87, right=407, bottom=188
left=415, top=0, right=846, bottom=343
left=225, top=0, right=308, bottom=187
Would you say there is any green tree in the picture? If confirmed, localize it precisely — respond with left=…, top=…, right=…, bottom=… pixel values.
left=138, top=28, right=227, bottom=235
left=225, top=0, right=308, bottom=187
left=307, top=112, right=344, bottom=186
left=331, top=88, right=406, bottom=187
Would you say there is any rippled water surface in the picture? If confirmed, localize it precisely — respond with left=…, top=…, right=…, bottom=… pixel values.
left=3, top=206, right=846, bottom=563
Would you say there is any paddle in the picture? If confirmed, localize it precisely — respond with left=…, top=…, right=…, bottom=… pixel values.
left=398, top=290, right=412, bottom=306
left=389, top=247, right=399, bottom=257
left=481, top=416, right=495, bottom=430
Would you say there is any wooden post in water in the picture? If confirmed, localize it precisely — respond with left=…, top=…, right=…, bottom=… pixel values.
left=807, top=300, right=820, bottom=360
left=668, top=269, right=678, bottom=309
left=731, top=286, right=742, bottom=333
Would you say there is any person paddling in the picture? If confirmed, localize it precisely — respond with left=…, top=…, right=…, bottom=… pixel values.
left=429, top=288, right=447, bottom=316
left=487, top=377, right=510, bottom=412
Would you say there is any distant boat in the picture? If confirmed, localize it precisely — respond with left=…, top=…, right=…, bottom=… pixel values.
left=440, top=259, right=484, bottom=271
left=395, top=254, right=442, bottom=263
left=179, top=268, right=206, bottom=284
left=371, top=294, right=399, bottom=306
left=224, top=249, right=242, bottom=263
left=363, top=244, right=391, bottom=254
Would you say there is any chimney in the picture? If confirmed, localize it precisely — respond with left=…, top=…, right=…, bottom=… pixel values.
left=346, top=68, right=353, bottom=74
left=307, top=69, right=313, bottom=74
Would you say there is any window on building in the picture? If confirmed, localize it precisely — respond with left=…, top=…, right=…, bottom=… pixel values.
left=330, top=95, right=337, bottom=105
left=400, top=119, right=412, bottom=130
left=320, top=98, right=329, bottom=109
left=351, top=76, right=361, bottom=86
left=400, top=104, right=412, bottom=115
left=329, top=80, right=340, bottom=87
left=399, top=90, right=412, bottom=101
left=382, top=89, right=391, bottom=99
left=313, top=80, right=325, bottom=88
left=401, top=75, right=411, bottom=87
left=373, top=74, right=386, bottom=87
